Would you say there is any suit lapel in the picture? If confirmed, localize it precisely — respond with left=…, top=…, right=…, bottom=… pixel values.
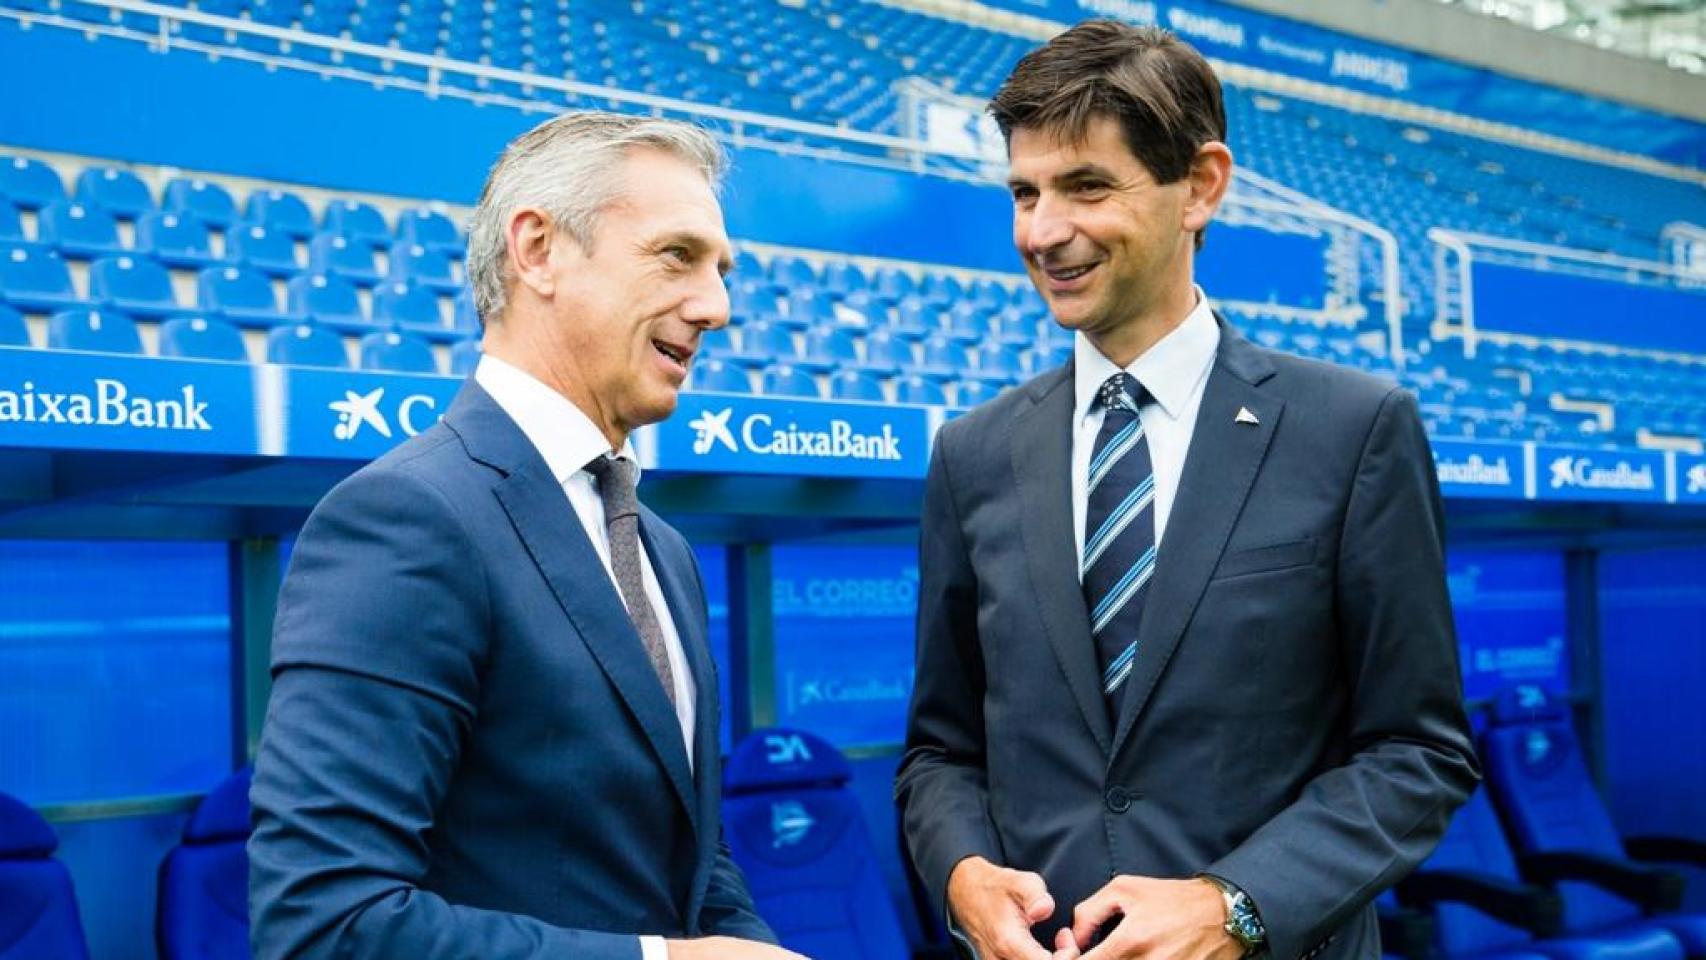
left=448, top=384, right=700, bottom=832
left=1012, top=363, right=1113, bottom=754
left=1110, top=328, right=1283, bottom=758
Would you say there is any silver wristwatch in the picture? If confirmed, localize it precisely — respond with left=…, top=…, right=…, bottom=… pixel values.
left=1201, top=874, right=1267, bottom=958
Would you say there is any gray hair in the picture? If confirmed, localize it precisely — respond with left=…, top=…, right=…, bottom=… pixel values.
left=465, top=111, right=727, bottom=326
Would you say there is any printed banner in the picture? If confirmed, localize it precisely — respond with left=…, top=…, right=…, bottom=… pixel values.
left=1533, top=444, right=1668, bottom=503
left=1432, top=439, right=1526, bottom=500
left=653, top=393, right=929, bottom=480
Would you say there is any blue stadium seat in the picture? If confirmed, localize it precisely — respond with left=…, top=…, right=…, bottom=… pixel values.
left=974, top=343, right=1022, bottom=383
left=859, top=328, right=914, bottom=376
left=723, top=729, right=909, bottom=960
left=799, top=327, right=858, bottom=374
left=915, top=334, right=963, bottom=380
left=871, top=267, right=915, bottom=302
left=373, top=281, right=443, bottom=333
left=38, top=202, right=123, bottom=259
left=359, top=330, right=438, bottom=374
left=821, top=261, right=867, bottom=296
left=895, top=375, right=946, bottom=405
left=760, top=364, right=821, bottom=399
left=137, top=212, right=218, bottom=268
left=163, top=178, right=237, bottom=229
left=388, top=243, right=459, bottom=292
left=158, top=316, right=248, bottom=363
left=48, top=308, right=142, bottom=355
left=0, top=791, right=91, bottom=959
left=1398, top=787, right=1684, bottom=960
left=0, top=202, right=21, bottom=245
left=322, top=198, right=390, bottom=245
left=266, top=323, right=348, bottom=368
left=395, top=207, right=461, bottom=252
left=90, top=255, right=185, bottom=320
left=954, top=380, right=1000, bottom=407
left=285, top=273, right=369, bottom=331
left=1482, top=687, right=1706, bottom=958
left=156, top=767, right=252, bottom=960
left=733, top=249, right=765, bottom=285
left=919, top=272, right=964, bottom=305
left=0, top=155, right=68, bottom=211
left=947, top=302, right=994, bottom=344
left=449, top=338, right=482, bottom=376
left=733, top=322, right=798, bottom=368
left=1, top=246, right=80, bottom=313
left=200, top=265, right=298, bottom=327
left=769, top=254, right=817, bottom=290
left=689, top=357, right=752, bottom=394
left=244, top=188, right=316, bottom=239
left=73, top=166, right=154, bottom=219
left=0, top=303, right=27, bottom=347
left=828, top=369, right=885, bottom=403
left=451, top=288, right=480, bottom=333
left=730, top=280, right=781, bottom=324
left=309, top=233, right=382, bottom=286
left=226, top=223, right=300, bottom=277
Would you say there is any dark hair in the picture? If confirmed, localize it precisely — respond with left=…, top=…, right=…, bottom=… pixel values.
left=991, top=20, right=1227, bottom=244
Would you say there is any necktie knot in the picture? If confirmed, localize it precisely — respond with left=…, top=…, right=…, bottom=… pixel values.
left=1097, top=373, right=1145, bottom=416
left=586, top=454, right=640, bottom=521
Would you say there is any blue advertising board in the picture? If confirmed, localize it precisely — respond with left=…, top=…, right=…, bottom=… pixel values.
left=1533, top=444, right=1668, bottom=504
left=649, top=392, right=933, bottom=480
left=770, top=545, right=919, bottom=747
left=1674, top=454, right=1706, bottom=505
left=1446, top=549, right=1570, bottom=702
left=1432, top=439, right=1526, bottom=501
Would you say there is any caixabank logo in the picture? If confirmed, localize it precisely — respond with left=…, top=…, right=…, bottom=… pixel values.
left=1677, top=456, right=1706, bottom=505
left=666, top=395, right=925, bottom=478
left=1538, top=446, right=1665, bottom=503
left=283, top=369, right=459, bottom=459
left=0, top=352, right=257, bottom=455
left=1431, top=441, right=1522, bottom=499
left=0, top=377, right=211, bottom=431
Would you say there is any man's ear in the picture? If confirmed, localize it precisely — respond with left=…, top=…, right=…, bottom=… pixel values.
left=507, top=208, right=559, bottom=299
left=1182, top=141, right=1233, bottom=237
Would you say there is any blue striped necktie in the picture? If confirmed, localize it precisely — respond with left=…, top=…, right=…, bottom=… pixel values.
left=1082, top=372, right=1156, bottom=718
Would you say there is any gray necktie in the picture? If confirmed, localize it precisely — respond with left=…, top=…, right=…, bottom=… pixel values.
left=585, top=454, right=676, bottom=705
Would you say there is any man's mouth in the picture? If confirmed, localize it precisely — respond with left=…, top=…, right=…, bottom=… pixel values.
left=653, top=339, right=693, bottom=371
left=1043, top=261, right=1101, bottom=285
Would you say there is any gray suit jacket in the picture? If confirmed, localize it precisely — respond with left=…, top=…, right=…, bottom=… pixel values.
left=896, top=324, right=1479, bottom=960
left=250, top=383, right=774, bottom=959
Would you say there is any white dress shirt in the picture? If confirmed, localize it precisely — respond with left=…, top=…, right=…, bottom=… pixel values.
left=474, top=356, right=694, bottom=960
left=1071, top=289, right=1221, bottom=577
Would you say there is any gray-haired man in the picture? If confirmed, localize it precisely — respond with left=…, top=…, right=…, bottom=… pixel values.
left=250, top=112, right=802, bottom=960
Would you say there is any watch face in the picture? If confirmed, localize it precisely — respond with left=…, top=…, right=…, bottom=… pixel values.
left=1232, top=898, right=1266, bottom=942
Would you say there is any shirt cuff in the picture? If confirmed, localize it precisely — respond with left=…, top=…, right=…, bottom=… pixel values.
left=640, top=935, right=667, bottom=960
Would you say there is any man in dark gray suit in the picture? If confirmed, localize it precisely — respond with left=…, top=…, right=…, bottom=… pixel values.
left=896, top=22, right=1479, bottom=960
left=249, top=113, right=803, bottom=960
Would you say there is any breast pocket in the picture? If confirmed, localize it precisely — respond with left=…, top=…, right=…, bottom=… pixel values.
left=1211, top=537, right=1318, bottom=581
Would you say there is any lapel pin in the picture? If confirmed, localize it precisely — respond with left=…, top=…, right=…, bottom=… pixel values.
left=1235, top=406, right=1260, bottom=426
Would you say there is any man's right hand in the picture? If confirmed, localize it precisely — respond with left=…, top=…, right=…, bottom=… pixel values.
left=947, top=856, right=1069, bottom=960
left=666, top=937, right=811, bottom=959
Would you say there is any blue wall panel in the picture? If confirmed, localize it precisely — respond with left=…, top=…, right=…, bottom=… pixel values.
left=1472, top=262, right=1706, bottom=355
left=1446, top=549, right=1570, bottom=702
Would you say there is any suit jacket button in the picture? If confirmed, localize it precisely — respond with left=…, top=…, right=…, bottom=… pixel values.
left=1105, top=787, right=1132, bottom=813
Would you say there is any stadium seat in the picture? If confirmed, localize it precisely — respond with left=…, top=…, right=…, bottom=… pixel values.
left=158, top=316, right=248, bottom=363
left=48, top=308, right=142, bottom=355
left=449, top=338, right=482, bottom=376
left=723, top=729, right=910, bottom=960
left=973, top=343, right=1022, bottom=383
left=895, top=375, right=946, bottom=406
left=760, top=364, right=821, bottom=399
left=0, top=202, right=21, bottom=245
left=1398, top=787, right=1685, bottom=960
left=322, top=198, right=390, bottom=245
left=38, top=202, right=123, bottom=259
left=451, top=288, right=479, bottom=333
left=156, top=767, right=252, bottom=960
left=200, top=265, right=299, bottom=327
left=860, top=328, right=915, bottom=376
left=799, top=327, right=858, bottom=374
left=226, top=223, right=300, bottom=277
left=359, top=330, right=438, bottom=374
left=0, top=303, right=27, bottom=347
left=1482, top=687, right=1706, bottom=958
left=770, top=255, right=817, bottom=290
left=90, top=255, right=183, bottom=320
left=137, top=212, right=218, bottom=268
left=244, top=188, right=316, bottom=239
left=1, top=246, right=80, bottom=313
left=287, top=269, right=361, bottom=324
left=0, top=791, right=91, bottom=959
left=689, top=357, right=752, bottom=394
left=915, top=334, right=963, bottom=380
left=730, top=280, right=781, bottom=324
left=309, top=233, right=382, bottom=286
left=828, top=369, right=885, bottom=403
left=395, top=207, right=461, bottom=252
left=733, top=322, right=798, bottom=368
left=821, top=261, right=867, bottom=296
left=73, top=167, right=154, bottom=219
left=388, top=243, right=459, bottom=292
left=954, top=380, right=999, bottom=407
left=266, top=323, right=348, bottom=368
left=889, top=297, right=936, bottom=340
left=871, top=267, right=915, bottom=302
left=163, top=178, right=237, bottom=228
left=780, top=289, right=837, bottom=331
left=0, top=155, right=68, bottom=211
left=372, top=281, right=444, bottom=333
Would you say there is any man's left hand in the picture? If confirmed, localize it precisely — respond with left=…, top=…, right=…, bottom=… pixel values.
left=1065, top=876, right=1244, bottom=960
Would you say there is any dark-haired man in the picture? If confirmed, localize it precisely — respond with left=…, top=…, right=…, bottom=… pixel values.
left=897, top=21, right=1478, bottom=960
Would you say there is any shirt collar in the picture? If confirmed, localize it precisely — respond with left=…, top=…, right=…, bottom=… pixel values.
left=1073, top=286, right=1221, bottom=425
left=474, top=354, right=639, bottom=484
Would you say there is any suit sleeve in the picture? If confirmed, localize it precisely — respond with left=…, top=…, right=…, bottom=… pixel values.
left=1205, top=388, right=1481, bottom=960
left=248, top=464, right=643, bottom=960
left=894, top=431, right=1006, bottom=916
left=698, top=839, right=778, bottom=941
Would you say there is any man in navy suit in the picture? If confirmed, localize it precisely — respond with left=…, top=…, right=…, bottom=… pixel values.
left=896, top=22, right=1479, bottom=960
left=250, top=112, right=802, bottom=960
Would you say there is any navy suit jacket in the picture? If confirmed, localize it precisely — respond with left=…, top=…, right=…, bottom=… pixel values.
left=896, top=324, right=1480, bottom=960
left=250, top=383, right=774, bottom=959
